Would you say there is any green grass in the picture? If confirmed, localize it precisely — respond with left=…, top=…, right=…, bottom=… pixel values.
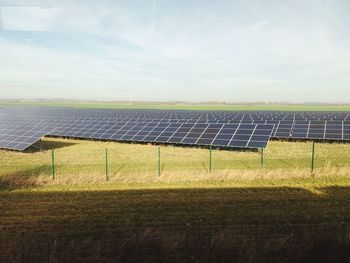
left=1, top=138, right=350, bottom=261
left=2, top=100, right=350, bottom=111
left=1, top=138, right=350, bottom=188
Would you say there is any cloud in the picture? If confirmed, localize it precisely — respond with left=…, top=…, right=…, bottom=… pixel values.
left=1, top=6, right=62, bottom=31
left=0, top=0, right=350, bottom=102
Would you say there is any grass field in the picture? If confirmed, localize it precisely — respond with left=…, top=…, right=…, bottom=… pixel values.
left=1, top=138, right=350, bottom=261
left=2, top=100, right=350, bottom=111
left=1, top=138, right=350, bottom=186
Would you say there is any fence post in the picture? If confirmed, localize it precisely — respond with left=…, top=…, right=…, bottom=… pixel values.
left=260, top=148, right=264, bottom=168
left=51, top=149, right=55, bottom=180
left=158, top=146, right=161, bottom=177
left=311, top=142, right=315, bottom=176
left=209, top=145, right=212, bottom=173
left=105, top=148, right=109, bottom=181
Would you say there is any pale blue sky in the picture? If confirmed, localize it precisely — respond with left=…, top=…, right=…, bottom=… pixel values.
left=0, top=0, right=349, bottom=102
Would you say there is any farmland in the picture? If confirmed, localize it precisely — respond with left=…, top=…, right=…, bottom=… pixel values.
left=2, top=100, right=350, bottom=111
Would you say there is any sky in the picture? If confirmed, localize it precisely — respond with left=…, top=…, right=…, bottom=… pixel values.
left=0, top=0, right=349, bottom=103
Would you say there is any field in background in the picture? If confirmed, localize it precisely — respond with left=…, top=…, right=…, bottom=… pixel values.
left=2, top=100, right=350, bottom=111
left=1, top=138, right=350, bottom=261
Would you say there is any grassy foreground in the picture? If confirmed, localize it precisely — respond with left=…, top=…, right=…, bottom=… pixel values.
left=1, top=138, right=350, bottom=261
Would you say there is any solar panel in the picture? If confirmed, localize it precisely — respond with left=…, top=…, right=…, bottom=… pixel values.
left=2, top=106, right=350, bottom=151
left=274, top=120, right=293, bottom=138
left=292, top=120, right=309, bottom=139
left=307, top=120, right=326, bottom=139
left=342, top=121, right=350, bottom=140
left=325, top=121, right=343, bottom=140
left=0, top=118, right=52, bottom=151
left=247, top=124, right=274, bottom=148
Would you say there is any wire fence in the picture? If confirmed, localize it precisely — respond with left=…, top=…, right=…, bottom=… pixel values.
left=1, top=139, right=350, bottom=183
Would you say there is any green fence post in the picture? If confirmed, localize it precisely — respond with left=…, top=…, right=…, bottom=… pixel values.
left=209, top=145, right=212, bottom=173
left=105, top=148, right=109, bottom=181
left=260, top=148, right=264, bottom=169
left=311, top=142, right=315, bottom=176
left=51, top=149, right=55, bottom=180
left=158, top=146, right=161, bottom=177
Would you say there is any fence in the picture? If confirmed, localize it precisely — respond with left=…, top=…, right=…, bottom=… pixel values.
left=1, top=139, right=350, bottom=183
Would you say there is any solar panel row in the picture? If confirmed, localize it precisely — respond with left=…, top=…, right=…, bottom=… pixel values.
left=0, top=108, right=275, bottom=151
left=51, top=121, right=273, bottom=149
left=291, top=120, right=350, bottom=140
left=1, top=107, right=350, bottom=122
left=1, top=107, right=350, bottom=151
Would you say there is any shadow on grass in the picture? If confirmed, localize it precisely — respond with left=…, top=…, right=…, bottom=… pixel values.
left=25, top=139, right=76, bottom=153
left=0, top=165, right=52, bottom=191
left=1, top=186, right=350, bottom=262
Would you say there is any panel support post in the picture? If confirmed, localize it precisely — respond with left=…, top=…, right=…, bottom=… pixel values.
left=158, top=146, right=161, bottom=177
left=51, top=149, right=55, bottom=180
left=209, top=145, right=212, bottom=173
left=105, top=148, right=109, bottom=181
left=311, top=142, right=315, bottom=176
left=260, top=148, right=264, bottom=169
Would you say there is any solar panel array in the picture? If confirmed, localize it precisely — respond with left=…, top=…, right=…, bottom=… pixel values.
left=0, top=107, right=275, bottom=151
left=1, top=107, right=350, bottom=151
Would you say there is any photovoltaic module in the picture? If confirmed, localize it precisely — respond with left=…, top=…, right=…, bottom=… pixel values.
left=0, top=107, right=349, bottom=151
